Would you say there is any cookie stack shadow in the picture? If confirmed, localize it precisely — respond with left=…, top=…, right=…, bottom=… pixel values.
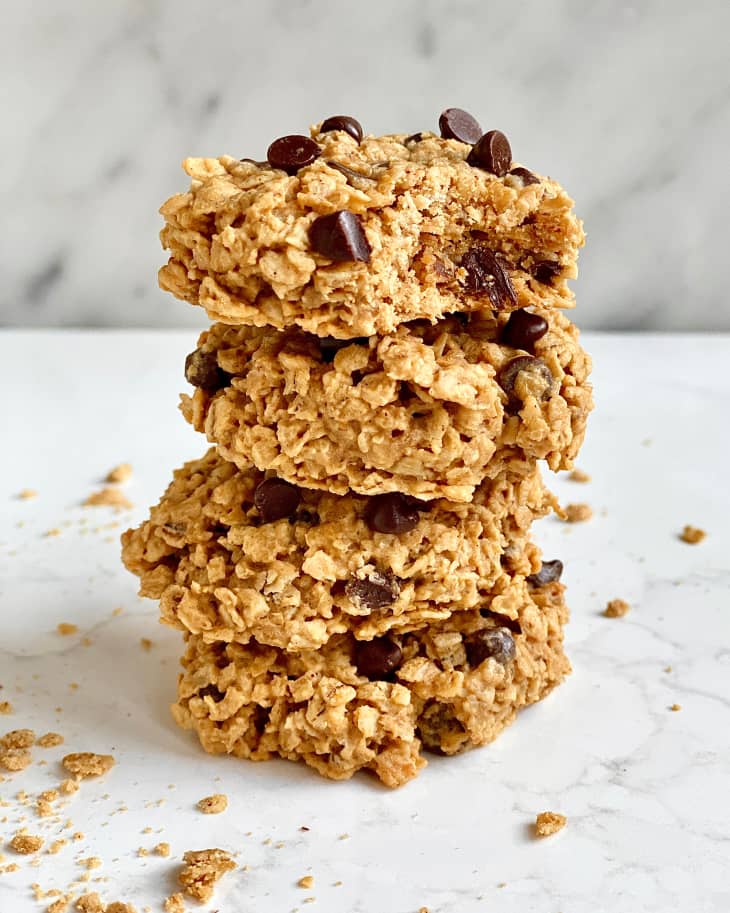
left=122, top=110, right=593, bottom=787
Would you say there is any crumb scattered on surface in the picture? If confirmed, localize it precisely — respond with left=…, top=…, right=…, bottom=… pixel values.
left=196, top=794, right=228, bottom=815
left=60, top=779, right=79, bottom=795
left=0, top=748, right=32, bottom=771
left=139, top=638, right=153, bottom=652
left=670, top=703, right=682, bottom=712
left=0, top=702, right=13, bottom=715
left=664, top=665, right=673, bottom=673
left=178, top=848, right=236, bottom=902
left=298, top=876, right=314, bottom=889
left=45, top=528, right=62, bottom=537
left=57, top=623, right=78, bottom=637
left=18, top=488, right=38, bottom=500
left=535, top=811, right=567, bottom=837
left=47, top=898, right=72, bottom=913
left=48, top=839, right=68, bottom=855
left=83, top=488, right=133, bottom=511
left=679, top=525, right=706, bottom=544
left=105, top=464, right=132, bottom=484
left=1, top=728, right=36, bottom=749
left=568, top=468, right=591, bottom=483
left=75, top=894, right=105, bottom=913
left=562, top=502, right=593, bottom=523
left=154, top=842, right=170, bottom=858
left=604, top=598, right=630, bottom=618
left=9, top=832, right=44, bottom=854
left=37, top=732, right=64, bottom=748
left=163, top=894, right=185, bottom=913
left=62, top=752, right=115, bottom=779
left=79, top=856, right=102, bottom=870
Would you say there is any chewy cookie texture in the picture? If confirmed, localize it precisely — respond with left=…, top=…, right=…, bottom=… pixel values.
left=123, top=108, right=591, bottom=786
left=159, top=112, right=583, bottom=338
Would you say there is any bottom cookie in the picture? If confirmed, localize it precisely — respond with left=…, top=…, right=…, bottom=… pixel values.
left=172, top=574, right=569, bottom=787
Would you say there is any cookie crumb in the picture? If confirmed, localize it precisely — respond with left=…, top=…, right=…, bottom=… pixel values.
left=1, top=728, right=36, bottom=749
left=57, top=623, right=78, bottom=637
left=37, top=732, right=64, bottom=748
left=62, top=752, right=115, bottom=779
left=83, top=488, right=133, bottom=511
left=154, top=842, right=170, bottom=858
left=0, top=702, right=13, bottom=715
left=679, top=525, right=706, bottom=544
left=419, top=908, right=430, bottom=913
left=47, top=898, right=72, bottom=913
left=178, top=848, right=236, bottom=902
left=664, top=665, right=673, bottom=673
left=670, top=703, right=682, bottom=712
left=60, top=778, right=79, bottom=795
left=105, top=464, right=132, bottom=484
left=196, top=794, right=228, bottom=815
left=139, top=638, right=153, bottom=652
left=45, top=528, right=62, bottom=537
left=298, top=876, right=314, bottom=889
left=0, top=748, right=32, bottom=772
left=9, top=832, right=44, bottom=854
left=164, top=895, right=185, bottom=913
left=48, top=839, right=67, bottom=855
left=568, top=468, right=591, bottom=483
left=562, top=503, right=593, bottom=523
left=106, top=904, right=137, bottom=913
left=604, top=599, right=630, bottom=618
left=18, top=488, right=38, bottom=500
left=534, top=811, right=566, bottom=837
left=79, top=856, right=102, bottom=870
left=75, top=895, right=105, bottom=913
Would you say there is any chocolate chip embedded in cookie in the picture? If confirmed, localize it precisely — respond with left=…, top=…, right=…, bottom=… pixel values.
left=184, top=349, right=230, bottom=393
left=460, top=246, right=517, bottom=309
left=364, top=493, right=427, bottom=535
left=353, top=637, right=403, bottom=679
left=501, top=309, right=549, bottom=352
left=345, top=571, right=401, bottom=612
left=158, top=123, right=584, bottom=337
left=464, top=627, right=516, bottom=667
left=253, top=478, right=301, bottom=522
left=527, top=559, right=563, bottom=587
left=497, top=356, right=555, bottom=413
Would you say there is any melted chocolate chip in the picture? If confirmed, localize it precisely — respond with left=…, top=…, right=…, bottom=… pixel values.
left=267, top=135, right=321, bottom=174
left=509, top=166, right=540, bottom=186
left=497, top=355, right=554, bottom=412
left=465, top=627, right=516, bottom=667
left=533, top=260, right=562, bottom=285
left=353, top=637, right=403, bottom=679
left=527, top=559, right=563, bottom=587
left=320, top=115, right=363, bottom=143
left=417, top=701, right=466, bottom=754
left=438, top=108, right=482, bottom=144
left=404, top=132, right=424, bottom=144
left=460, top=246, right=517, bottom=309
left=198, top=684, right=225, bottom=703
left=184, top=349, right=231, bottom=393
left=253, top=478, right=301, bottom=522
left=309, top=211, right=371, bottom=262
left=467, top=130, right=512, bottom=176
left=364, top=493, right=427, bottom=535
left=345, top=571, right=400, bottom=611
left=501, top=308, right=549, bottom=352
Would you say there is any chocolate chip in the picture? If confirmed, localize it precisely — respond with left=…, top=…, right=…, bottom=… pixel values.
left=533, top=260, right=562, bottom=285
left=318, top=335, right=369, bottom=363
left=267, top=135, right=321, bottom=174
left=364, top=493, right=426, bottom=535
left=501, top=309, right=548, bottom=352
left=320, top=115, right=363, bottom=143
left=497, top=355, right=554, bottom=411
left=404, top=132, right=424, bottom=144
left=509, top=166, right=540, bottom=186
left=460, top=246, right=517, bottom=309
left=309, top=211, right=371, bottom=263
left=253, top=478, right=301, bottom=522
left=467, top=130, right=512, bottom=176
left=465, top=627, right=516, bottom=667
left=198, top=685, right=225, bottom=703
left=184, top=348, right=231, bottom=393
left=527, top=559, right=563, bottom=587
left=438, top=108, right=482, bottom=144
left=353, top=637, right=403, bottom=679
left=345, top=571, right=400, bottom=611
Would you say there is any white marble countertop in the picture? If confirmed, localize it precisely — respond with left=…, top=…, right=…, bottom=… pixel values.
left=1, top=330, right=728, bottom=913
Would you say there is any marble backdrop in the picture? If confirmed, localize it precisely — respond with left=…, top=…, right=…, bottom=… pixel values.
left=3, top=0, right=729, bottom=330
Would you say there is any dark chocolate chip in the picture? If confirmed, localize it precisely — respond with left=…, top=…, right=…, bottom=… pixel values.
left=345, top=571, right=400, bottom=611
left=404, top=132, right=424, bottom=144
left=501, top=308, right=549, bottom=352
left=326, top=160, right=377, bottom=183
left=184, top=348, right=231, bottom=393
left=320, top=115, right=363, bottom=143
left=465, top=627, right=516, bottom=667
left=364, top=493, right=423, bottom=535
left=438, top=108, right=482, bottom=145
left=460, top=246, right=517, bottom=309
left=527, top=559, right=563, bottom=587
left=509, top=166, right=540, bottom=186
left=532, top=260, right=562, bottom=285
left=353, top=637, right=403, bottom=679
left=467, top=129, right=512, bottom=176
left=497, top=355, right=554, bottom=412
left=479, top=610, right=522, bottom=635
left=318, top=335, right=368, bottom=363
left=253, top=477, right=301, bottom=522
left=198, top=684, right=225, bottom=703
left=267, top=135, right=321, bottom=174
left=309, top=211, right=371, bottom=263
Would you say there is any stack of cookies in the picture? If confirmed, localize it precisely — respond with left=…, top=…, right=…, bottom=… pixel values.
left=122, top=109, right=593, bottom=787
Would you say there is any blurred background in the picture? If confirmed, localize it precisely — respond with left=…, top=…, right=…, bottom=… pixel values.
left=3, top=0, right=728, bottom=331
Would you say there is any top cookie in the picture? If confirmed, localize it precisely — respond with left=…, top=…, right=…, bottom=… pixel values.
left=159, top=110, right=584, bottom=338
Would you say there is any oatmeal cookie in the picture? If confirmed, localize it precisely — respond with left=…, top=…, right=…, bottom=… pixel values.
left=172, top=576, right=569, bottom=787
left=121, top=448, right=554, bottom=650
left=181, top=305, right=592, bottom=501
left=159, top=114, right=583, bottom=338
